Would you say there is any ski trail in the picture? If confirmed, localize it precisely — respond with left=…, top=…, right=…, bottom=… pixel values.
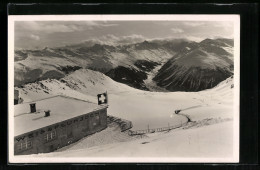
left=181, top=105, right=203, bottom=111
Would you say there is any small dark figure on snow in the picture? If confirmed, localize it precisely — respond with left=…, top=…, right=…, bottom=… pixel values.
left=175, top=110, right=181, bottom=114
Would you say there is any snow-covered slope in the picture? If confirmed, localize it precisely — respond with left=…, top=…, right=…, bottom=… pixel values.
left=14, top=66, right=235, bottom=160
left=61, top=69, right=140, bottom=96
left=16, top=67, right=234, bottom=131
left=19, top=82, right=235, bottom=160
left=15, top=69, right=139, bottom=103
left=153, top=38, right=234, bottom=91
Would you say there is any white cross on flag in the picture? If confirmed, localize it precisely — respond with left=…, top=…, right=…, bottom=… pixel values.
left=97, top=92, right=108, bottom=105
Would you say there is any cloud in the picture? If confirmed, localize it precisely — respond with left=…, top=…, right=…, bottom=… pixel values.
left=29, top=34, right=40, bottom=41
left=182, top=22, right=206, bottom=27
left=99, top=23, right=119, bottom=27
left=31, top=22, right=84, bottom=33
left=211, top=21, right=233, bottom=28
left=182, top=35, right=203, bottom=42
left=45, top=24, right=81, bottom=33
left=117, top=34, right=145, bottom=44
left=82, top=34, right=146, bottom=46
left=16, top=21, right=81, bottom=33
left=16, top=21, right=118, bottom=34
left=171, top=28, right=184, bottom=33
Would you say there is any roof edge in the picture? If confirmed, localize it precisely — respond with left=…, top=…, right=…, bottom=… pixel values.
left=16, top=94, right=97, bottom=105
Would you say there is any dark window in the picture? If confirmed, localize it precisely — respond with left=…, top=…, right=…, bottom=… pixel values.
left=100, top=110, right=105, bottom=114
left=14, top=99, right=18, bottom=105
left=18, top=139, right=32, bottom=151
left=44, top=130, right=57, bottom=143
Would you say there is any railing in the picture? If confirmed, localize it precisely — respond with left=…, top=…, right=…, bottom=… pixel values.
left=128, top=122, right=187, bottom=136
left=107, top=115, right=133, bottom=132
left=107, top=113, right=189, bottom=136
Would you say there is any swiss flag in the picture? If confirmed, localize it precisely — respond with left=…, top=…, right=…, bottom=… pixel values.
left=97, top=92, right=108, bottom=105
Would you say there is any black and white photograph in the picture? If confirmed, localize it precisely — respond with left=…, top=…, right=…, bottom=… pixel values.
left=8, top=15, right=240, bottom=163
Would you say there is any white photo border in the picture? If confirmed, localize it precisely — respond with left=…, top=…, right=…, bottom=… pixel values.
left=8, top=15, right=240, bottom=163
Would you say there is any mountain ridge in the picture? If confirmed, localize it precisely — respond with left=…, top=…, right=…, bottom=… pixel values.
left=14, top=38, right=233, bottom=92
left=153, top=38, right=234, bottom=91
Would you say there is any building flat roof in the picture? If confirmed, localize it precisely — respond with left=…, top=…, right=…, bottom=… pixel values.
left=14, top=95, right=108, bottom=136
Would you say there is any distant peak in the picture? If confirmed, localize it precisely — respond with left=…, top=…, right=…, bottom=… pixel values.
left=43, top=47, right=50, bottom=50
left=199, top=38, right=213, bottom=43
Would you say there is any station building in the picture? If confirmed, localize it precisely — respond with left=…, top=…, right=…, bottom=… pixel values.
left=14, top=95, right=108, bottom=155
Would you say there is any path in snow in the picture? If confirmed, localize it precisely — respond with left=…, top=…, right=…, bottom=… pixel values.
left=108, top=92, right=190, bottom=131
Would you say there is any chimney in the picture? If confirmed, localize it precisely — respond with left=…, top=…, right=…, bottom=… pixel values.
left=30, top=103, right=36, bottom=113
left=44, top=110, right=50, bottom=117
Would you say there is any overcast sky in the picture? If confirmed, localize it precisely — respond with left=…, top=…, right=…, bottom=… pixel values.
left=15, top=21, right=234, bottom=49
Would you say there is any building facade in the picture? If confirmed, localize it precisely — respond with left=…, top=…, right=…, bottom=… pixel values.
left=14, top=90, right=19, bottom=105
left=14, top=95, right=108, bottom=155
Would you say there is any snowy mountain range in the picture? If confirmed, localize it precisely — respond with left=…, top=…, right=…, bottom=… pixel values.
left=14, top=38, right=233, bottom=92
left=153, top=38, right=234, bottom=91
